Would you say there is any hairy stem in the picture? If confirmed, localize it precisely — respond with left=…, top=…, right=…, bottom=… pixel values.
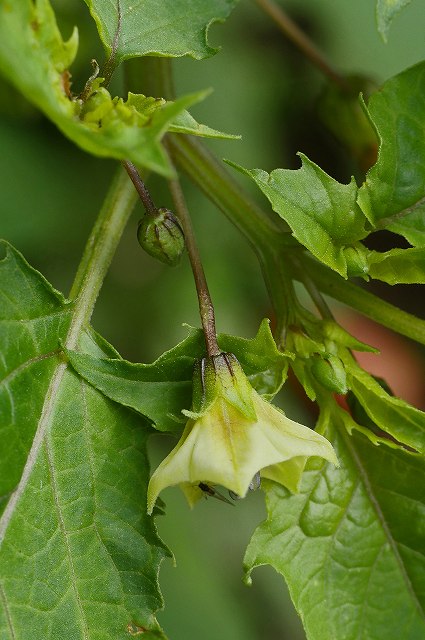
left=255, top=0, right=347, bottom=89
left=101, top=0, right=122, bottom=87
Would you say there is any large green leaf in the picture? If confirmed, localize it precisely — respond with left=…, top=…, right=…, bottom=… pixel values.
left=66, top=319, right=291, bottom=434
left=0, top=242, right=169, bottom=639
left=245, top=407, right=425, bottom=640
left=83, top=0, right=239, bottom=65
left=229, top=63, right=425, bottom=280
left=376, top=0, right=412, bottom=41
left=227, top=156, right=368, bottom=278
left=0, top=0, right=233, bottom=177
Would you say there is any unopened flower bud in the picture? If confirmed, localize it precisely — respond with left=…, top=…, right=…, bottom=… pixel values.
left=137, top=207, right=185, bottom=266
left=311, top=354, right=348, bottom=394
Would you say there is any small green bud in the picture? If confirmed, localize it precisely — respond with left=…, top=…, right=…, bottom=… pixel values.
left=311, top=355, right=348, bottom=394
left=137, top=207, right=185, bottom=266
left=345, top=245, right=369, bottom=278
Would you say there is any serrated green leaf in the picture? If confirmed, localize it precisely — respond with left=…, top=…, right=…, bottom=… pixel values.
left=84, top=0, right=239, bottom=65
left=245, top=416, right=425, bottom=640
left=0, top=241, right=169, bottom=638
left=376, top=0, right=412, bottom=42
left=229, top=63, right=425, bottom=280
left=67, top=335, right=199, bottom=434
left=0, top=1, right=231, bottom=177
left=169, top=109, right=240, bottom=140
left=367, top=246, right=425, bottom=283
left=331, top=394, right=405, bottom=450
left=66, top=319, right=290, bottom=434
left=227, top=156, right=369, bottom=278
left=344, top=358, right=425, bottom=454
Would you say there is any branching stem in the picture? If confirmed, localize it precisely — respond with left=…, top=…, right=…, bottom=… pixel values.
left=255, top=0, right=347, bottom=89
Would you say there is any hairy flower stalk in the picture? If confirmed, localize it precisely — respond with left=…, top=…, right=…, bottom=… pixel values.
left=147, top=353, right=338, bottom=512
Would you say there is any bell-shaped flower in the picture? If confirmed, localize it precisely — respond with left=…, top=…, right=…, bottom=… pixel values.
left=147, top=353, right=337, bottom=513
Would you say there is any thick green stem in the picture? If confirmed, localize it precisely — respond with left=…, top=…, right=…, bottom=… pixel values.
left=67, top=167, right=137, bottom=348
left=295, top=257, right=425, bottom=346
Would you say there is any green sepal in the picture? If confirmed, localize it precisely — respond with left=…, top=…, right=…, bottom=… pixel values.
left=66, top=319, right=291, bottom=433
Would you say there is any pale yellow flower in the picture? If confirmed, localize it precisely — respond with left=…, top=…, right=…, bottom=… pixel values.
left=147, top=353, right=337, bottom=513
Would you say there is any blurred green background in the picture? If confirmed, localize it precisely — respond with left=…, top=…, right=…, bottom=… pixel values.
left=1, top=1, right=425, bottom=638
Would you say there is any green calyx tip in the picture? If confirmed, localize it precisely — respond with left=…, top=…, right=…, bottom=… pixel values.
left=190, top=353, right=256, bottom=420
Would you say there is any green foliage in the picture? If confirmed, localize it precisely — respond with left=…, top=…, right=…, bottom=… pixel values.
left=1, top=1, right=425, bottom=638
left=66, top=319, right=290, bottom=434
left=230, top=62, right=425, bottom=283
left=0, top=242, right=169, bottom=638
left=245, top=416, right=425, bottom=640
left=344, top=356, right=425, bottom=453
left=83, top=0, right=240, bottom=64
left=0, top=0, right=235, bottom=176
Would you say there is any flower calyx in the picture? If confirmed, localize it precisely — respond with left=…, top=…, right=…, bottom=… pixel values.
left=147, top=352, right=338, bottom=513
left=137, top=207, right=185, bottom=266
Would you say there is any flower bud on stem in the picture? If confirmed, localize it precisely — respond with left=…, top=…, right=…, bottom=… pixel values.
left=123, top=160, right=185, bottom=265
left=123, top=156, right=220, bottom=357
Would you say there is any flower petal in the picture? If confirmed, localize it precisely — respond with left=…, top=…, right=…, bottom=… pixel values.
left=147, top=353, right=338, bottom=512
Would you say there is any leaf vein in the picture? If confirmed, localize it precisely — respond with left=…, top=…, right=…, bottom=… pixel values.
left=44, top=436, right=90, bottom=639
left=0, top=582, right=16, bottom=640
left=341, top=429, right=425, bottom=621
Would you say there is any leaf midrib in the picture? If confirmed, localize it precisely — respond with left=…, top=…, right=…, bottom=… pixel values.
left=340, top=427, right=425, bottom=622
